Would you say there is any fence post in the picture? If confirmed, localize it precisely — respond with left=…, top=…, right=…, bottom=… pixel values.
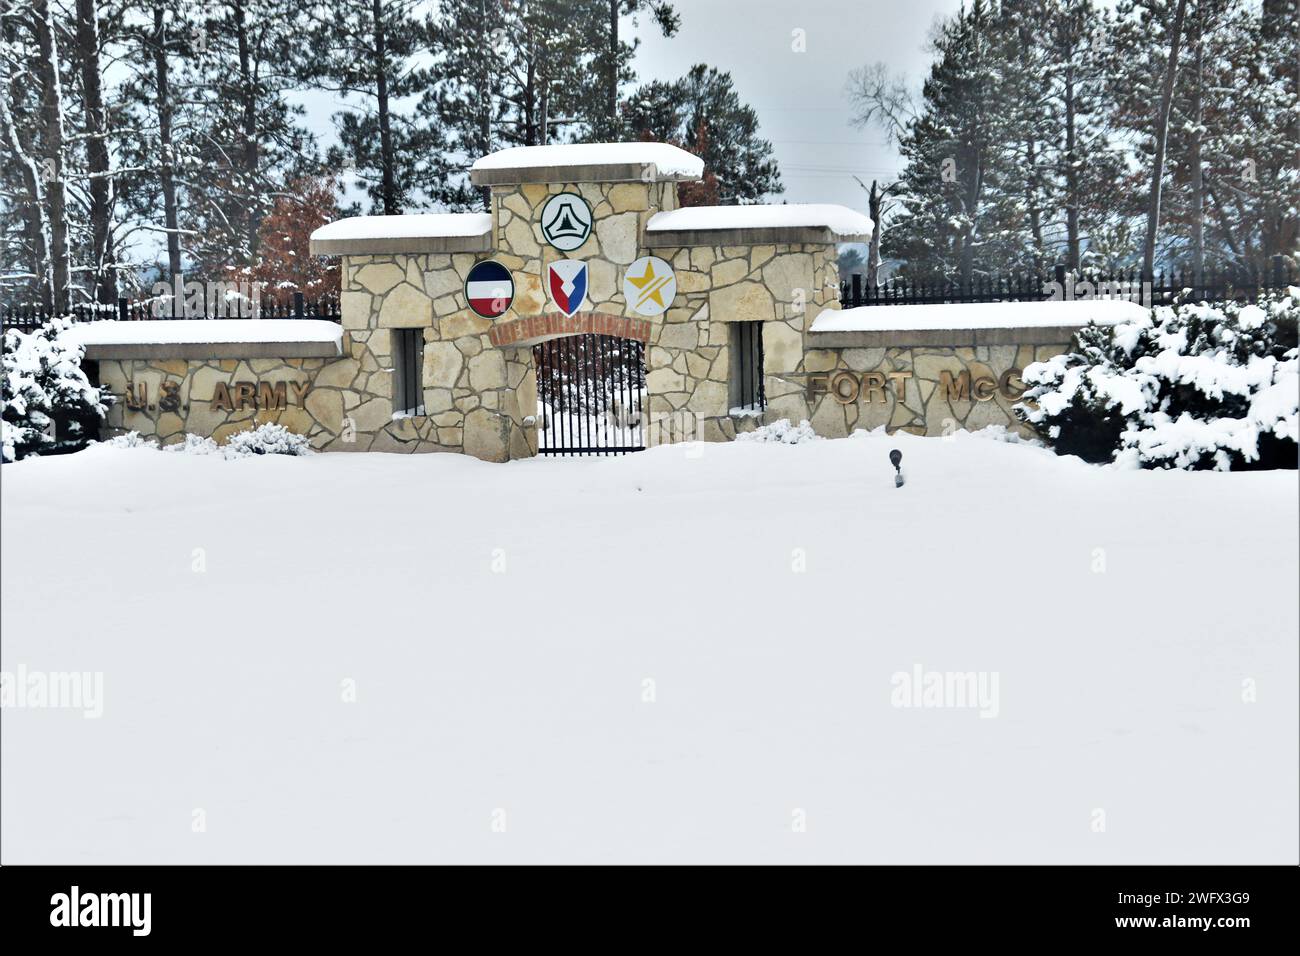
left=851, top=274, right=861, bottom=308
left=293, top=291, right=305, bottom=320
left=1054, top=263, right=1067, bottom=295
left=117, top=297, right=128, bottom=322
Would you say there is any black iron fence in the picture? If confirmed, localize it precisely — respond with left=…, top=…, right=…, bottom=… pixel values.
left=2, top=291, right=341, bottom=333
left=840, top=256, right=1297, bottom=309
left=533, top=333, right=646, bottom=456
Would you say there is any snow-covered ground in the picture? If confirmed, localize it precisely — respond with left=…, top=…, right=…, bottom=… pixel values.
left=2, top=431, right=1295, bottom=864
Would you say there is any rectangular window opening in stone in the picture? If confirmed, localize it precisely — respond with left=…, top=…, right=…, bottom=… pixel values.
left=392, top=328, right=425, bottom=416
left=730, top=321, right=766, bottom=413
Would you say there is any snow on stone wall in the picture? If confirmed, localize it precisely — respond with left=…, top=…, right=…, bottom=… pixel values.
left=98, top=357, right=332, bottom=446
left=90, top=162, right=1084, bottom=456
left=801, top=343, right=1071, bottom=438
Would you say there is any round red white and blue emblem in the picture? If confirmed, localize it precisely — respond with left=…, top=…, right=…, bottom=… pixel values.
left=465, top=260, right=514, bottom=318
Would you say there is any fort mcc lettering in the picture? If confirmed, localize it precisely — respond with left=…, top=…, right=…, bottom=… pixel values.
left=807, top=368, right=1027, bottom=405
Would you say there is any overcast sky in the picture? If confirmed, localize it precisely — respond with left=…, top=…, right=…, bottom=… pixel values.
left=629, top=0, right=966, bottom=211
left=290, top=0, right=972, bottom=212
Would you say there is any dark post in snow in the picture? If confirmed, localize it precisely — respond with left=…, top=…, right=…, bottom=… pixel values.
left=890, top=449, right=904, bottom=488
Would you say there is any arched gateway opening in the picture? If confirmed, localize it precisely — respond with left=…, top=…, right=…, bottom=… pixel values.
left=488, top=311, right=653, bottom=458
left=532, top=333, right=646, bottom=456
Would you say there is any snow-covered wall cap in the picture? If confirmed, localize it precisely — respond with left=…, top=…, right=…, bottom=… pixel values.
left=808, top=298, right=1151, bottom=348
left=66, top=319, right=344, bottom=360
left=310, top=213, right=492, bottom=256
left=811, top=298, right=1148, bottom=333
left=644, top=203, right=873, bottom=247
left=469, top=143, right=704, bottom=186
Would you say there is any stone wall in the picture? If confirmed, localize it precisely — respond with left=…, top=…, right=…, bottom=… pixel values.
left=628, top=241, right=841, bottom=441
left=339, top=251, right=532, bottom=460
left=800, top=342, right=1071, bottom=437
left=335, top=177, right=846, bottom=453
left=98, top=357, right=332, bottom=445
left=93, top=169, right=1076, bottom=455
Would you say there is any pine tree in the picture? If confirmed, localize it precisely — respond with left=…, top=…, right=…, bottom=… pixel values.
left=182, top=1, right=319, bottom=277
left=1206, top=0, right=1299, bottom=270
left=621, top=64, right=782, bottom=204
left=305, top=0, right=456, bottom=215
left=116, top=1, right=201, bottom=289
left=0, top=8, right=53, bottom=307
left=1037, top=0, right=1128, bottom=271
left=30, top=0, right=73, bottom=311
left=999, top=0, right=1057, bottom=272
left=882, top=0, right=1023, bottom=283
left=500, top=0, right=603, bottom=148
left=428, top=0, right=516, bottom=208
left=2, top=321, right=111, bottom=461
left=590, top=0, right=678, bottom=139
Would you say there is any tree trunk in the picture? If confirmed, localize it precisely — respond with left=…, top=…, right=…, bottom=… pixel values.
left=32, top=0, right=71, bottom=312
left=1190, top=22, right=1204, bottom=281
left=867, top=180, right=884, bottom=288
left=372, top=0, right=398, bottom=214
left=152, top=6, right=182, bottom=282
left=232, top=0, right=260, bottom=263
left=1142, top=0, right=1189, bottom=280
left=607, top=0, right=619, bottom=124
left=75, top=0, right=115, bottom=304
left=959, top=146, right=983, bottom=287
left=0, top=85, right=51, bottom=309
left=1063, top=67, right=1080, bottom=271
left=1025, top=136, right=1044, bottom=272
left=478, top=0, right=492, bottom=150
left=476, top=0, right=492, bottom=207
left=524, top=50, right=536, bottom=145
left=1207, top=187, right=1243, bottom=263
left=539, top=82, right=549, bottom=146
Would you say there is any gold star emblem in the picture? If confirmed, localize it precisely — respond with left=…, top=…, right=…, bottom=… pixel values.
left=626, top=259, right=673, bottom=310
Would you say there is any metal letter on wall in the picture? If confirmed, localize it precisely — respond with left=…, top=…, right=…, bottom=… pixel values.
left=940, top=370, right=971, bottom=402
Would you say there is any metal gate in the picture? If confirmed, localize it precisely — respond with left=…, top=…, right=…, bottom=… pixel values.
left=533, top=333, right=646, bottom=456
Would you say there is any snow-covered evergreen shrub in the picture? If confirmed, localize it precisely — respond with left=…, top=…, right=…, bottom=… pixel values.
left=220, top=423, right=312, bottom=458
left=2, top=320, right=112, bottom=462
left=164, top=434, right=219, bottom=455
left=106, top=431, right=159, bottom=450
left=1017, top=292, right=1299, bottom=470
left=735, top=419, right=822, bottom=444
left=101, top=424, right=311, bottom=458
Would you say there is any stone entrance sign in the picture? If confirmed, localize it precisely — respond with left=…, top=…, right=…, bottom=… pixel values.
left=88, top=142, right=1131, bottom=456
left=300, top=142, right=873, bottom=459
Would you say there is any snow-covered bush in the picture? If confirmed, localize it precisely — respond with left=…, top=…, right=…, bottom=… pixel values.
left=164, top=434, right=219, bottom=455
left=2, top=320, right=112, bottom=462
left=956, top=424, right=1043, bottom=446
left=735, top=418, right=822, bottom=444
left=106, top=431, right=158, bottom=450
left=101, top=423, right=311, bottom=459
left=1017, top=292, right=1298, bottom=470
left=220, top=423, right=312, bottom=458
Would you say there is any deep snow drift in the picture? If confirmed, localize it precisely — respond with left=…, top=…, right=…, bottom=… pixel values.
left=1, top=431, right=1295, bottom=863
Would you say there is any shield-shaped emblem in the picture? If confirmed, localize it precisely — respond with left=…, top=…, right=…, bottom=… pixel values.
left=547, top=260, right=588, bottom=317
